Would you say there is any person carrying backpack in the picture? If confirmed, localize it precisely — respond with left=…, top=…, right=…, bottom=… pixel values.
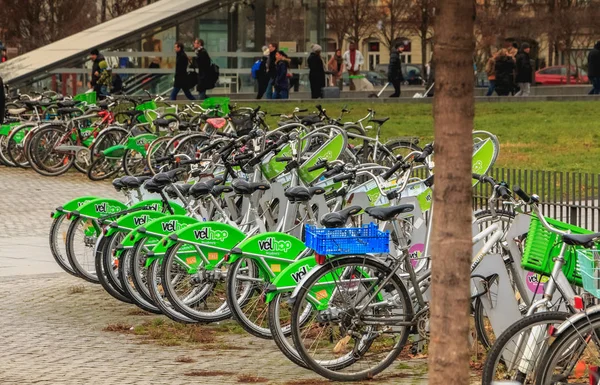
left=255, top=46, right=269, bottom=99
left=194, top=38, right=213, bottom=100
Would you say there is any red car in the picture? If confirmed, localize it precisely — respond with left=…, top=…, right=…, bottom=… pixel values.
left=535, top=66, right=589, bottom=85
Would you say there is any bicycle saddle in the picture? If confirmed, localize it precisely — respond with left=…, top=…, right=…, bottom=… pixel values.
left=112, top=178, right=126, bottom=191
left=365, top=204, right=414, bottom=221
left=320, top=206, right=362, bottom=228
left=370, top=117, right=390, bottom=125
left=300, top=115, right=321, bottom=125
left=231, top=179, right=270, bottom=195
left=207, top=118, right=227, bottom=130
left=144, top=180, right=163, bottom=193
left=165, top=183, right=192, bottom=199
left=57, top=107, right=81, bottom=115
left=153, top=169, right=185, bottom=186
left=211, top=185, right=233, bottom=197
left=153, top=118, right=177, bottom=127
left=562, top=233, right=600, bottom=248
left=178, top=121, right=190, bottom=129
left=57, top=100, right=76, bottom=108
left=22, top=100, right=39, bottom=108
left=284, top=186, right=326, bottom=203
left=190, top=177, right=224, bottom=198
left=121, top=175, right=151, bottom=189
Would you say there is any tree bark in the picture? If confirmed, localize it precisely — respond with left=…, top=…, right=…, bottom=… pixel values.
left=428, top=0, right=475, bottom=385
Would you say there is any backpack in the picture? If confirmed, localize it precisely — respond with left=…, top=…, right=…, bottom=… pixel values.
left=251, top=60, right=261, bottom=79
left=206, top=61, right=219, bottom=90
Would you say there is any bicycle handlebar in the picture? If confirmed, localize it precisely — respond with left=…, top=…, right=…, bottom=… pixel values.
left=414, top=143, right=433, bottom=163
left=382, top=157, right=405, bottom=181
left=512, top=185, right=533, bottom=204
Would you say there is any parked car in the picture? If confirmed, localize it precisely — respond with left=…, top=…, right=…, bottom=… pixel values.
left=535, top=66, right=589, bottom=85
left=373, top=64, right=425, bottom=85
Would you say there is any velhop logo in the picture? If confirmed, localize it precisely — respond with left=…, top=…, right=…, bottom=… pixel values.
left=193, top=227, right=229, bottom=242
left=95, top=202, right=120, bottom=214
left=161, top=220, right=186, bottom=232
left=257, top=237, right=293, bottom=253
left=133, top=215, right=149, bottom=227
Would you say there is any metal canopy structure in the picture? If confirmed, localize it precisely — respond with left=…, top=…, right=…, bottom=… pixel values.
left=0, top=0, right=230, bottom=85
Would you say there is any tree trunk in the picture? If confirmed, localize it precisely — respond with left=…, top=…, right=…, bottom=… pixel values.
left=101, top=0, right=107, bottom=22
left=428, top=0, right=475, bottom=385
left=421, top=32, right=428, bottom=77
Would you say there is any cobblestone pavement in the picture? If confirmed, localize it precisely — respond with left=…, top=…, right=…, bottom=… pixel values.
left=0, top=168, right=429, bottom=385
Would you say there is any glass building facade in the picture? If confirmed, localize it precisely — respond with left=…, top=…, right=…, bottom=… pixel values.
left=0, top=0, right=326, bottom=96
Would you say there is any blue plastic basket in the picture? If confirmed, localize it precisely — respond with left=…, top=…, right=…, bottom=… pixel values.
left=577, top=249, right=600, bottom=299
left=304, top=223, right=390, bottom=255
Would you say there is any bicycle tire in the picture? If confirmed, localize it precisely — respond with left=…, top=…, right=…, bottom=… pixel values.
left=28, top=125, right=75, bottom=177
left=94, top=235, right=133, bottom=304
left=0, top=132, right=16, bottom=166
left=98, top=233, right=132, bottom=298
left=144, top=136, right=171, bottom=175
left=49, top=215, right=79, bottom=277
left=146, top=259, right=198, bottom=324
left=118, top=247, right=161, bottom=313
left=87, top=154, right=121, bottom=181
left=290, top=256, right=413, bottom=381
left=122, top=149, right=147, bottom=177
left=225, top=257, right=272, bottom=339
left=129, top=237, right=160, bottom=305
left=65, top=216, right=100, bottom=284
left=268, top=291, right=310, bottom=369
left=162, top=242, right=231, bottom=323
left=482, top=311, right=569, bottom=385
left=6, top=124, right=33, bottom=168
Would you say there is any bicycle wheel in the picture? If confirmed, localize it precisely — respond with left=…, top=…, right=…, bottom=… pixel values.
left=482, top=311, right=569, bottom=385
left=123, top=149, right=147, bottom=176
left=535, top=310, right=600, bottom=385
left=65, top=216, right=100, bottom=284
left=0, top=131, right=16, bottom=166
left=129, top=237, right=161, bottom=305
left=28, top=125, right=75, bottom=176
left=161, top=241, right=231, bottom=323
left=145, top=136, right=171, bottom=175
left=146, top=259, right=198, bottom=324
left=94, top=235, right=133, bottom=304
left=90, top=127, right=129, bottom=160
left=6, top=124, right=33, bottom=168
left=268, top=291, right=313, bottom=368
left=376, top=140, right=423, bottom=168
left=87, top=154, right=122, bottom=181
left=49, top=215, right=79, bottom=277
left=225, top=257, right=272, bottom=339
left=97, top=233, right=132, bottom=299
left=118, top=248, right=161, bottom=313
left=290, top=256, right=412, bottom=381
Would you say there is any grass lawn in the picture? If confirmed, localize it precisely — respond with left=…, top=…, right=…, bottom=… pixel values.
left=253, top=101, right=600, bottom=175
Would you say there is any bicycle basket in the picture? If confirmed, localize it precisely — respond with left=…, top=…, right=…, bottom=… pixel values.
left=304, top=223, right=389, bottom=256
left=202, top=97, right=230, bottom=117
left=577, top=250, right=600, bottom=299
left=73, top=92, right=96, bottom=105
left=521, top=215, right=593, bottom=287
left=136, top=100, right=158, bottom=112
left=230, top=114, right=253, bottom=136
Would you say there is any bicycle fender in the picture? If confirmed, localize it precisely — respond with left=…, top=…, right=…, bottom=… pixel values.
left=129, top=199, right=186, bottom=215
left=551, top=305, right=600, bottom=337
left=52, top=196, right=101, bottom=218
left=287, top=257, right=343, bottom=306
left=71, top=198, right=127, bottom=220
left=265, top=256, right=316, bottom=303
left=104, top=210, right=167, bottom=238
left=227, top=232, right=305, bottom=265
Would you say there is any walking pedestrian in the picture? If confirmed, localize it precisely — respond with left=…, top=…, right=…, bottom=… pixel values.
left=494, top=49, right=515, bottom=96
left=147, top=57, right=161, bottom=95
left=327, top=49, right=344, bottom=90
left=588, top=41, right=600, bottom=95
left=289, top=56, right=301, bottom=93
left=308, top=44, right=325, bottom=99
left=273, top=51, right=291, bottom=100
left=0, top=75, right=5, bottom=125
left=89, top=48, right=107, bottom=95
left=256, top=46, right=270, bottom=99
left=111, top=70, right=123, bottom=95
left=265, top=43, right=278, bottom=99
left=193, top=38, right=211, bottom=100
left=170, top=42, right=195, bottom=101
left=485, top=51, right=498, bottom=96
left=343, top=42, right=364, bottom=91
left=388, top=43, right=405, bottom=97
left=515, top=42, right=532, bottom=97
left=1, top=49, right=7, bottom=63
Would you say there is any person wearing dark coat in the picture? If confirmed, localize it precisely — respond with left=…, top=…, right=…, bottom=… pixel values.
left=307, top=45, right=325, bottom=99
left=266, top=43, right=278, bottom=99
left=494, top=49, right=516, bottom=97
left=89, top=48, right=106, bottom=95
left=588, top=41, right=600, bottom=95
left=193, top=39, right=212, bottom=100
left=273, top=51, right=291, bottom=100
left=170, top=42, right=195, bottom=100
left=256, top=46, right=270, bottom=99
left=514, top=42, right=532, bottom=97
left=111, top=72, right=123, bottom=95
left=388, top=43, right=405, bottom=97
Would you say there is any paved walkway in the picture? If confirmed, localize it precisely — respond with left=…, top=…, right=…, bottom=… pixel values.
left=0, top=168, right=428, bottom=385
